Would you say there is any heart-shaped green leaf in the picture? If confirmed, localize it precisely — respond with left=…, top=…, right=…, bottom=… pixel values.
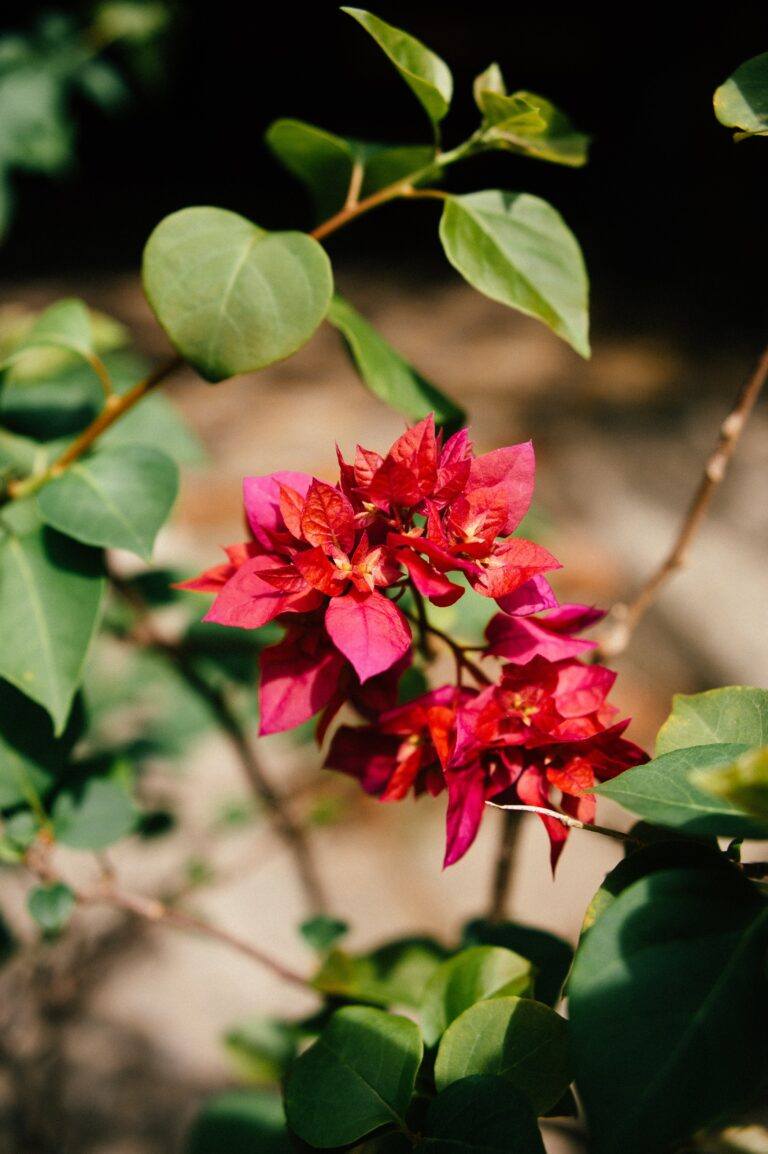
left=0, top=522, right=104, bottom=733
left=655, top=686, right=768, bottom=754
left=342, top=8, right=452, bottom=126
left=569, top=866, right=768, bottom=1154
left=462, top=919, right=573, bottom=1007
left=434, top=996, right=571, bottom=1115
left=142, top=206, right=333, bottom=382
left=37, top=443, right=178, bottom=561
left=328, top=294, right=464, bottom=427
left=28, top=882, right=76, bottom=933
left=284, top=1005, right=423, bottom=1147
left=439, top=191, right=589, bottom=357
left=421, top=945, right=534, bottom=1046
left=52, top=777, right=138, bottom=850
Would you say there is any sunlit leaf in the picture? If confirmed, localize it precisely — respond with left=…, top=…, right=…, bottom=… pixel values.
left=714, top=52, right=768, bottom=138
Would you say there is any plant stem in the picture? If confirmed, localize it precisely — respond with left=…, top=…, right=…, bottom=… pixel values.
left=486, top=801, right=637, bottom=844
left=487, top=811, right=520, bottom=922
left=26, top=845, right=309, bottom=988
left=597, top=345, right=768, bottom=658
left=409, top=583, right=436, bottom=661
left=112, top=575, right=329, bottom=915
left=400, top=607, right=491, bottom=686
left=2, top=355, right=183, bottom=504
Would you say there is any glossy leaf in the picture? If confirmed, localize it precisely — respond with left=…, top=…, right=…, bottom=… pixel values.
left=580, top=839, right=729, bottom=935
left=313, top=936, right=449, bottom=1008
left=328, top=295, right=464, bottom=427
left=187, top=1089, right=291, bottom=1154
left=462, top=918, right=573, bottom=1007
left=342, top=8, right=452, bottom=126
left=569, top=866, right=768, bottom=1154
left=284, top=1005, right=423, bottom=1147
left=692, top=745, right=768, bottom=821
left=421, top=945, right=534, bottom=1046
left=439, top=191, right=589, bottom=357
left=52, top=778, right=138, bottom=850
left=434, top=996, right=571, bottom=1115
left=101, top=392, right=206, bottom=465
left=27, top=882, right=75, bottom=933
left=142, top=206, right=333, bottom=382
left=714, top=52, right=768, bottom=138
left=596, top=743, right=768, bottom=838
left=37, top=444, right=178, bottom=561
left=420, top=1075, right=545, bottom=1154
left=655, top=687, right=768, bottom=755
left=0, top=523, right=104, bottom=733
left=0, top=680, right=83, bottom=808
left=266, top=119, right=434, bottom=219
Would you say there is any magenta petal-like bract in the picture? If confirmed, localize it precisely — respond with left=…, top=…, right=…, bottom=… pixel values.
left=259, top=634, right=346, bottom=736
left=467, top=442, right=535, bottom=535
left=325, top=590, right=411, bottom=682
left=443, top=767, right=486, bottom=867
left=243, top=471, right=313, bottom=546
left=204, top=556, right=319, bottom=629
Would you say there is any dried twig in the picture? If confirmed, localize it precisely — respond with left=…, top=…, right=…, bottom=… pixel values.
left=597, top=347, right=768, bottom=659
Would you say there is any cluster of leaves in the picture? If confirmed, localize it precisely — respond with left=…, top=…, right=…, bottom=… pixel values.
left=0, top=1, right=169, bottom=239
left=186, top=688, right=768, bottom=1154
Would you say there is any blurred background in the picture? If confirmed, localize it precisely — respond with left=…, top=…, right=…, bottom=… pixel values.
left=0, top=3, right=766, bottom=1152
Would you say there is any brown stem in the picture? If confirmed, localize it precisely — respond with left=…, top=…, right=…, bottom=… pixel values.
left=344, top=159, right=365, bottom=210
left=3, top=355, right=183, bottom=503
left=25, top=846, right=308, bottom=988
left=401, top=607, right=491, bottom=686
left=310, top=176, right=420, bottom=242
left=487, top=811, right=520, bottom=923
left=597, top=346, right=768, bottom=658
left=112, top=575, right=329, bottom=915
left=409, top=582, right=436, bottom=661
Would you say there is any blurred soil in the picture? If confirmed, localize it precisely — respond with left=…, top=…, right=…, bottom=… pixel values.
left=1, top=266, right=767, bottom=1153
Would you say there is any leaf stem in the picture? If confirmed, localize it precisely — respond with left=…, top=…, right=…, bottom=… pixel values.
left=486, top=800, right=637, bottom=844
left=400, top=606, right=491, bottom=686
left=597, top=345, right=768, bottom=658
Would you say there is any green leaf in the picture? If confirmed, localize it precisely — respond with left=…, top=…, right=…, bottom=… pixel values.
left=37, top=444, right=178, bottom=561
left=265, top=119, right=434, bottom=220
left=101, top=393, right=206, bottom=466
left=0, top=298, right=103, bottom=378
left=52, top=777, right=137, bottom=850
left=223, top=1018, right=298, bottom=1085
left=474, top=66, right=589, bottom=168
left=595, top=743, right=768, bottom=838
left=0, top=523, right=104, bottom=733
left=284, top=1005, right=423, bottom=1147
left=313, top=936, right=449, bottom=1008
left=142, top=206, right=334, bottom=382
left=569, top=866, right=768, bottom=1154
left=187, top=1089, right=291, bottom=1154
left=419, top=1075, right=545, bottom=1154
left=714, top=52, right=768, bottom=138
left=328, top=295, right=464, bottom=427
left=439, top=191, right=589, bottom=357
left=300, top=914, right=349, bottom=953
left=421, top=945, right=534, bottom=1046
left=462, top=919, right=573, bottom=1007
left=692, top=745, right=768, bottom=821
left=434, top=996, right=571, bottom=1115
left=580, top=838, right=729, bottom=935
left=655, top=687, right=768, bottom=754
left=27, top=882, right=75, bottom=933
left=0, top=679, right=83, bottom=808
left=342, top=8, right=452, bottom=126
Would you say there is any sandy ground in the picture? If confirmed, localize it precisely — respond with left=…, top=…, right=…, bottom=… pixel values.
left=1, top=268, right=767, bottom=1152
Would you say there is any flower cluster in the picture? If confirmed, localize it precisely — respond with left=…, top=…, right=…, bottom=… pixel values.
left=183, top=416, right=646, bottom=868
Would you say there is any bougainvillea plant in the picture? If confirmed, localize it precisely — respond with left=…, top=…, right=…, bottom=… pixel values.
left=0, top=12, right=767, bottom=1154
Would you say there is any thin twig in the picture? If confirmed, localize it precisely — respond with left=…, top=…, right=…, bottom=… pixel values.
left=400, top=607, right=492, bottom=686
left=344, top=159, right=365, bottom=210
left=486, top=801, right=637, bottom=844
left=409, top=582, right=436, bottom=661
left=111, top=575, right=329, bottom=915
left=597, top=346, right=768, bottom=659
left=25, top=846, right=309, bottom=988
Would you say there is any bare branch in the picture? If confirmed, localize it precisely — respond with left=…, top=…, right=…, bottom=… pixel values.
left=597, top=346, right=768, bottom=659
